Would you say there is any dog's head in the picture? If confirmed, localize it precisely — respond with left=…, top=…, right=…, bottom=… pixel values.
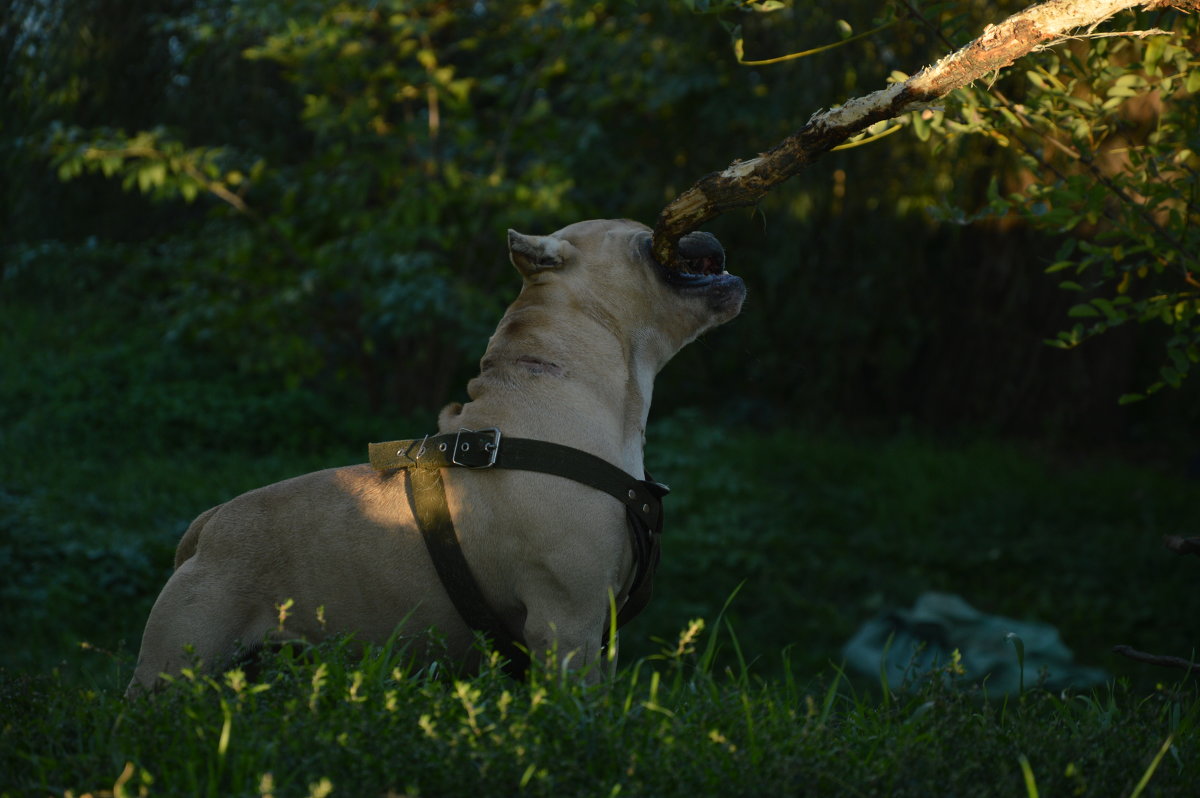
left=505, top=219, right=745, bottom=365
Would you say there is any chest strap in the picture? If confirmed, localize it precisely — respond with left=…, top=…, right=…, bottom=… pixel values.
left=369, top=428, right=668, bottom=678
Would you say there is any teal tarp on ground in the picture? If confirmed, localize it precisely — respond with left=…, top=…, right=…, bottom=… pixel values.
left=842, top=592, right=1109, bottom=694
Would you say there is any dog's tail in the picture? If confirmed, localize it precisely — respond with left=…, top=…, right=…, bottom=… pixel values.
left=173, top=504, right=224, bottom=569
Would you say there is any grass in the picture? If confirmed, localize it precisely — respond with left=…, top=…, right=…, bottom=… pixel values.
left=4, top=249, right=1200, bottom=794
left=638, top=411, right=1200, bottom=687
left=3, top=629, right=1197, bottom=797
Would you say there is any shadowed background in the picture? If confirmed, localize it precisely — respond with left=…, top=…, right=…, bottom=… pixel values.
left=2, top=0, right=1198, bottom=688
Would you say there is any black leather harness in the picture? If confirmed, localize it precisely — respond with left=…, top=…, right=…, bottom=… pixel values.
left=368, top=427, right=668, bottom=678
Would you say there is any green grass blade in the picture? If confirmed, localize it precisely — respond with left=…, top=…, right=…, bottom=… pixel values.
left=1129, top=735, right=1174, bottom=798
left=1017, top=754, right=1039, bottom=798
left=698, top=581, right=745, bottom=675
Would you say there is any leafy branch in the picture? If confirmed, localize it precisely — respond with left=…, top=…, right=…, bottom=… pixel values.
left=652, top=0, right=1196, bottom=266
left=51, top=126, right=254, bottom=210
left=653, top=0, right=1200, bottom=397
left=50, top=126, right=314, bottom=267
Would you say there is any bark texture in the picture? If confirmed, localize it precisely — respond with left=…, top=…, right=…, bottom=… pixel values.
left=652, top=0, right=1194, bottom=268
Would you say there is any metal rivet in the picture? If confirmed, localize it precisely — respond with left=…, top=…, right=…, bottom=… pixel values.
left=461, top=443, right=470, bottom=451
left=642, top=503, right=650, bottom=513
left=627, top=489, right=637, bottom=500
left=438, top=443, right=448, bottom=452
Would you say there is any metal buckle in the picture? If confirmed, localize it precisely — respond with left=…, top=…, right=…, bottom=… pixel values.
left=452, top=427, right=502, bottom=469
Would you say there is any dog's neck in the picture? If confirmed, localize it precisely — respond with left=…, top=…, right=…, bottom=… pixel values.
left=440, top=302, right=665, bottom=476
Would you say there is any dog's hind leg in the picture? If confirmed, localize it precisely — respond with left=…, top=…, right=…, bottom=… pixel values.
left=125, top=558, right=270, bottom=698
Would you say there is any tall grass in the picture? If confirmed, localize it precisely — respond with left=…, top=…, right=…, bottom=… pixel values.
left=3, top=622, right=1197, bottom=797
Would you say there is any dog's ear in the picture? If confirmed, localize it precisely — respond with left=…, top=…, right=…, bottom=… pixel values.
left=508, top=230, right=569, bottom=277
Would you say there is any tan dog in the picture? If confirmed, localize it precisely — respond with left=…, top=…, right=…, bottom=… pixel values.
left=127, top=219, right=744, bottom=694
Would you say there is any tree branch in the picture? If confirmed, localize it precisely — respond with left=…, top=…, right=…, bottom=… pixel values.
left=652, top=0, right=1196, bottom=268
left=1164, top=535, right=1200, bottom=556
left=902, top=0, right=1197, bottom=271
left=1110, top=536, right=1199, bottom=674
left=1113, top=644, right=1200, bottom=673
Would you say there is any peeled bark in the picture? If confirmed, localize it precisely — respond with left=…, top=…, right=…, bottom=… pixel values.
left=652, top=0, right=1197, bottom=268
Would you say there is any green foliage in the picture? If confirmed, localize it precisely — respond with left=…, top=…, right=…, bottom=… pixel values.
left=37, top=1, right=574, bottom=405
left=25, top=0, right=747, bottom=409
left=682, top=0, right=788, bottom=15
left=923, top=9, right=1200, bottom=399
left=11, top=0, right=1200, bottom=436
left=48, top=126, right=252, bottom=204
left=636, top=411, right=1200, bottom=683
left=3, top=632, right=1199, bottom=797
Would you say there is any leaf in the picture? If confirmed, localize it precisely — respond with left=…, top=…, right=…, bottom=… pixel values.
left=57, top=158, right=82, bottom=181
left=1118, top=393, right=1145, bottom=405
left=912, top=111, right=930, bottom=142
left=136, top=162, right=167, bottom=193
left=1143, top=36, right=1165, bottom=76
left=1169, top=347, right=1192, bottom=375
left=1068, top=303, right=1101, bottom=318
left=1059, top=281, right=1084, bottom=292
left=1091, top=298, right=1123, bottom=322
left=1006, top=633, right=1027, bottom=694
left=1113, top=73, right=1148, bottom=91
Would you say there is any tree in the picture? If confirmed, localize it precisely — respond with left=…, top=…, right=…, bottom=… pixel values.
left=653, top=0, right=1200, bottom=398
left=31, top=0, right=739, bottom=409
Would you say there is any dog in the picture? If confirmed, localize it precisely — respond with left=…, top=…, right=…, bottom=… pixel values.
left=126, top=218, right=745, bottom=694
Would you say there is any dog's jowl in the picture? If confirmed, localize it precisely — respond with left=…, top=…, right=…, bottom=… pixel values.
left=127, top=219, right=745, bottom=694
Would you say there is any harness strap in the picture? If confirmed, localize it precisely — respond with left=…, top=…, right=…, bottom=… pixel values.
left=405, top=465, right=532, bottom=679
left=369, top=428, right=667, bottom=677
